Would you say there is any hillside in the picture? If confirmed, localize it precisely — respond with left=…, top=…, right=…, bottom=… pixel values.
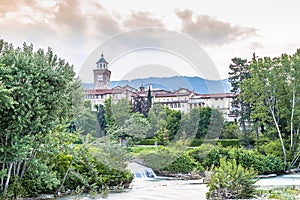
left=83, top=76, right=231, bottom=94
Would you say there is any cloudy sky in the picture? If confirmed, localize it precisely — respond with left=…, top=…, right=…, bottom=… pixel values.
left=1, top=0, right=300, bottom=82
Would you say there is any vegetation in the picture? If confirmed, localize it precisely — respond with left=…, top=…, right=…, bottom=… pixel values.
left=0, top=40, right=133, bottom=199
left=206, top=158, right=257, bottom=199
left=234, top=50, right=300, bottom=170
left=2, top=39, right=299, bottom=199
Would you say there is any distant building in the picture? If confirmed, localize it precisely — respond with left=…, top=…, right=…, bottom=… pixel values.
left=85, top=53, right=236, bottom=121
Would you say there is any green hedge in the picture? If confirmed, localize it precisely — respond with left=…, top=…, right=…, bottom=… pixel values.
left=199, top=139, right=240, bottom=147
left=217, top=139, right=240, bottom=147
left=138, top=139, right=159, bottom=145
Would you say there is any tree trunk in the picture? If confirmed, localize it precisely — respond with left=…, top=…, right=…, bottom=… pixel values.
left=55, top=159, right=73, bottom=195
left=290, top=88, right=295, bottom=149
left=3, top=162, right=13, bottom=195
left=270, top=107, right=287, bottom=170
left=0, top=162, right=4, bottom=191
left=20, top=160, right=27, bottom=180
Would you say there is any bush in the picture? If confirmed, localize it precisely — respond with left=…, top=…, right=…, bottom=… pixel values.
left=229, top=147, right=284, bottom=174
left=162, top=153, right=203, bottom=173
left=202, top=145, right=230, bottom=169
left=207, top=158, right=258, bottom=199
left=258, top=139, right=284, bottom=158
left=190, top=138, right=203, bottom=147
left=138, top=138, right=159, bottom=145
left=139, top=147, right=178, bottom=171
left=202, top=146, right=284, bottom=175
left=217, top=139, right=240, bottom=147
left=187, top=143, right=215, bottom=163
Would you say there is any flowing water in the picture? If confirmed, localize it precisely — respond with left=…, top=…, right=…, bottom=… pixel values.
left=58, top=179, right=208, bottom=200
left=57, top=163, right=300, bottom=200
left=255, top=173, right=300, bottom=189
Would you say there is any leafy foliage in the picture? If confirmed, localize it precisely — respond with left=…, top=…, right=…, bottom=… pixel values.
left=162, top=153, right=203, bottom=173
left=239, top=50, right=300, bottom=169
left=0, top=40, right=134, bottom=198
left=207, top=158, right=257, bottom=199
left=202, top=146, right=284, bottom=174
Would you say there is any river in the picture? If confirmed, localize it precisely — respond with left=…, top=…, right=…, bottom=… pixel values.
left=57, top=178, right=208, bottom=200
left=57, top=162, right=300, bottom=200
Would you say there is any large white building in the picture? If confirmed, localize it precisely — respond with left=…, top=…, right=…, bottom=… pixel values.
left=85, top=53, right=236, bottom=121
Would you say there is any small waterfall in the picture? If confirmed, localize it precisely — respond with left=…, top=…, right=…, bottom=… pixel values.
left=127, top=162, right=157, bottom=178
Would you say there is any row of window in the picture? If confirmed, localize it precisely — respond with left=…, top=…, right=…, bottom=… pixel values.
left=86, top=94, right=104, bottom=99
left=162, top=103, right=184, bottom=108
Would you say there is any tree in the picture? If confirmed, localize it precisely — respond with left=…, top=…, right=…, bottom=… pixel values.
left=147, top=87, right=152, bottom=109
left=76, top=101, right=98, bottom=136
left=112, top=98, right=131, bottom=127
left=122, top=113, right=151, bottom=144
left=147, top=103, right=167, bottom=137
left=223, top=121, right=241, bottom=139
left=164, top=107, right=182, bottom=141
left=96, top=104, right=106, bottom=136
left=228, top=58, right=251, bottom=138
left=240, top=50, right=300, bottom=170
left=206, top=109, right=224, bottom=139
left=104, top=96, right=115, bottom=128
left=0, top=41, right=76, bottom=195
left=132, top=96, right=150, bottom=117
left=179, top=108, right=200, bottom=140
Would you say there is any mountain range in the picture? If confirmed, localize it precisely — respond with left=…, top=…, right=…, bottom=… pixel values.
left=83, top=76, right=231, bottom=94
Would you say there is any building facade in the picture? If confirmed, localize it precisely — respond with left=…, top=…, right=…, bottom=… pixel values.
left=85, top=53, right=236, bottom=121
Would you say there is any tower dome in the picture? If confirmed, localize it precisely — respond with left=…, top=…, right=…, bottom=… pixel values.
left=96, top=52, right=108, bottom=69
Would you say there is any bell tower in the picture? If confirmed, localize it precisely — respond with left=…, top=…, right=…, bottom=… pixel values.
left=93, top=52, right=111, bottom=89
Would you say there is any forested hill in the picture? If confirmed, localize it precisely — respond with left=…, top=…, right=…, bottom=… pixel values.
left=84, top=76, right=231, bottom=94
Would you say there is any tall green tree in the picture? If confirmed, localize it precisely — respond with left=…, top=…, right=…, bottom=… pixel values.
left=147, top=87, right=152, bottom=109
left=240, top=50, right=300, bottom=170
left=122, top=113, right=151, bottom=144
left=165, top=107, right=182, bottom=141
left=228, top=57, right=251, bottom=137
left=96, top=104, right=106, bottom=136
left=0, top=41, right=76, bottom=195
left=179, top=108, right=200, bottom=140
left=104, top=96, right=116, bottom=128
left=112, top=98, right=131, bottom=127
left=148, top=103, right=167, bottom=137
left=75, top=101, right=98, bottom=136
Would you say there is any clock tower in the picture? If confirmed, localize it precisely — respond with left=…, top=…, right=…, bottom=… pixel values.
left=93, top=52, right=111, bottom=89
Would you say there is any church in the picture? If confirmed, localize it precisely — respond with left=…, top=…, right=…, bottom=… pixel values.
left=85, top=52, right=139, bottom=110
left=84, top=53, right=235, bottom=121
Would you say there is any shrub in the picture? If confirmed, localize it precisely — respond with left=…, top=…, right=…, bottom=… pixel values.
left=229, top=147, right=284, bottom=174
left=202, top=145, right=230, bottom=169
left=162, top=153, right=203, bottom=173
left=202, top=146, right=284, bottom=175
left=207, top=158, right=258, bottom=199
left=258, top=139, right=284, bottom=158
left=190, top=138, right=203, bottom=147
left=187, top=143, right=215, bottom=163
left=138, top=138, right=159, bottom=145
left=217, top=139, right=240, bottom=147
left=139, top=147, right=178, bottom=171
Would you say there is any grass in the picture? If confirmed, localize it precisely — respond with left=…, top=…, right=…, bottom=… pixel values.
left=257, top=186, right=300, bottom=199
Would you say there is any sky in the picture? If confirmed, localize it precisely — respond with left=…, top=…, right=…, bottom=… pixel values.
left=1, top=0, right=300, bottom=82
